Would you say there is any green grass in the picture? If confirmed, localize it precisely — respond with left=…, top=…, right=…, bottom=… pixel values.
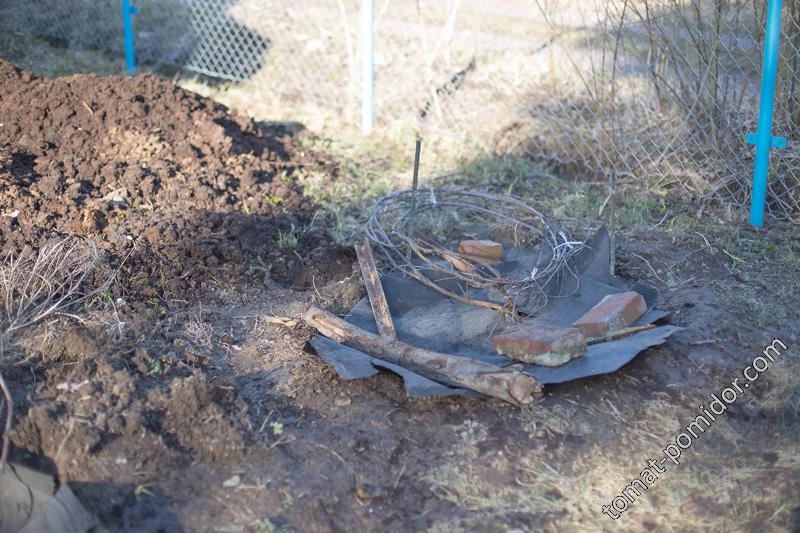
left=276, top=225, right=300, bottom=249
left=252, top=518, right=291, bottom=533
left=0, top=27, right=125, bottom=77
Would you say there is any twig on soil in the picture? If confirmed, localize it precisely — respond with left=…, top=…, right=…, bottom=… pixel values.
left=393, top=462, right=407, bottom=490
left=722, top=247, right=744, bottom=264
left=630, top=252, right=665, bottom=284
left=311, top=274, right=324, bottom=301
left=54, top=416, right=76, bottom=463
left=259, top=316, right=300, bottom=328
left=312, top=443, right=355, bottom=474
left=269, top=434, right=296, bottom=449
left=689, top=338, right=718, bottom=346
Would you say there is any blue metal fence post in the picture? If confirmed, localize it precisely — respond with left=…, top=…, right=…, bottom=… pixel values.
left=747, top=0, right=787, bottom=227
left=360, top=0, right=374, bottom=134
left=122, top=0, right=139, bottom=74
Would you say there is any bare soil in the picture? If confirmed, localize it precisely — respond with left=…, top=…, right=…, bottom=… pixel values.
left=1, top=61, right=799, bottom=532
left=0, top=59, right=349, bottom=294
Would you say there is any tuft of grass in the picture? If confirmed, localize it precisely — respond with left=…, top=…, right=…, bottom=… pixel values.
left=756, top=352, right=800, bottom=423
left=253, top=518, right=290, bottom=533
left=617, top=198, right=664, bottom=228
left=276, top=224, right=299, bottom=249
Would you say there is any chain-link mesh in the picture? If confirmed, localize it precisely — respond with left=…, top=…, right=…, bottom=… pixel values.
left=0, top=0, right=266, bottom=81
left=2, top=0, right=799, bottom=221
left=180, top=1, right=268, bottom=80
left=521, top=0, right=800, bottom=221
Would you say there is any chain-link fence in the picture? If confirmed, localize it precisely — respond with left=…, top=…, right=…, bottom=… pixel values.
left=2, top=0, right=799, bottom=221
left=0, top=0, right=267, bottom=81
left=523, top=0, right=800, bottom=221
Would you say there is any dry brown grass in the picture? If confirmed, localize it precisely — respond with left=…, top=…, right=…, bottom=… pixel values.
left=424, top=387, right=800, bottom=530
left=0, top=236, right=113, bottom=470
left=0, top=237, right=103, bottom=338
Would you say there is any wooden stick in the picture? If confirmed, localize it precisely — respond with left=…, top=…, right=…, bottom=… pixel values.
left=303, top=304, right=541, bottom=406
left=587, top=323, right=656, bottom=345
left=354, top=241, right=396, bottom=341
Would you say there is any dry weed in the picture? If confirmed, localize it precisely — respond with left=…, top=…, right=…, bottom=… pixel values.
left=0, top=236, right=114, bottom=470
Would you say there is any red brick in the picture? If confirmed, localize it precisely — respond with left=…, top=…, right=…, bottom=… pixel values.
left=457, top=239, right=503, bottom=264
left=492, top=321, right=586, bottom=367
left=572, top=291, right=647, bottom=338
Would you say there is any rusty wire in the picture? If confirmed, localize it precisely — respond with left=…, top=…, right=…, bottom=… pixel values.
left=365, top=189, right=586, bottom=315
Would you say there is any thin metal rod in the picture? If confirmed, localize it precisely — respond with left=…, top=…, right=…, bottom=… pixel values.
left=412, top=138, right=421, bottom=191
left=0, top=371, right=11, bottom=472
left=0, top=338, right=11, bottom=472
left=407, top=139, right=422, bottom=250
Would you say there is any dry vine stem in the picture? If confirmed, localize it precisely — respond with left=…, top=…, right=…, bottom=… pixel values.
left=0, top=237, right=116, bottom=471
left=366, top=189, right=585, bottom=315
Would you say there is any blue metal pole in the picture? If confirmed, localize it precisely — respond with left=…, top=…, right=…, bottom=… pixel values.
left=122, top=0, right=139, bottom=74
left=747, top=0, right=786, bottom=227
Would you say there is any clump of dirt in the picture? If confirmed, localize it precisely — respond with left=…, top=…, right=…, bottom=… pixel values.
left=156, top=373, right=246, bottom=461
left=0, top=59, right=352, bottom=296
left=11, top=325, right=249, bottom=478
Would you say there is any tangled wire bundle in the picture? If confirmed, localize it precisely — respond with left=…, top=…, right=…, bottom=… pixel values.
left=366, top=189, right=587, bottom=315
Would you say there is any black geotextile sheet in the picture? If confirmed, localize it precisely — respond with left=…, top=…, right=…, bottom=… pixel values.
left=310, top=227, right=681, bottom=398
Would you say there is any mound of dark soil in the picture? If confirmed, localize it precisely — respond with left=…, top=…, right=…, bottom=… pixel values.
left=0, top=60, right=367, bottom=530
left=0, top=59, right=348, bottom=296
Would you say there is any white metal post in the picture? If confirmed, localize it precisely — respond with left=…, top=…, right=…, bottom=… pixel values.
left=360, top=0, right=374, bottom=134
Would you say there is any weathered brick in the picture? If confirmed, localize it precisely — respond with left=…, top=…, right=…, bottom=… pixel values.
left=572, top=291, right=647, bottom=338
left=457, top=239, right=503, bottom=264
left=492, top=321, right=586, bottom=367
